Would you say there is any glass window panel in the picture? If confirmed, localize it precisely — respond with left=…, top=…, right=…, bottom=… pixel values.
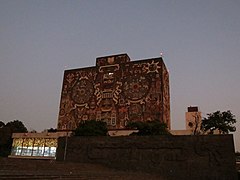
left=34, top=138, right=45, bottom=147
left=45, top=138, right=57, bottom=147
left=21, top=147, right=28, bottom=156
left=22, top=139, right=28, bottom=147
left=49, top=147, right=56, bottom=157
left=16, top=147, right=22, bottom=155
left=32, top=147, right=38, bottom=156
left=27, top=146, right=33, bottom=156
left=11, top=147, right=17, bottom=155
left=12, top=138, right=23, bottom=147
left=37, top=147, right=44, bottom=156
left=27, top=138, right=34, bottom=147
left=44, top=147, right=50, bottom=156
left=11, top=138, right=24, bottom=156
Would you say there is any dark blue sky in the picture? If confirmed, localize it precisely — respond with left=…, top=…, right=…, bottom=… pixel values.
left=0, top=0, right=239, bottom=150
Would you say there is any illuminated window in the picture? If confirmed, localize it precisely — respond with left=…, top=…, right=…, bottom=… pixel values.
left=16, top=147, right=22, bottom=155
left=49, top=147, right=57, bottom=157
left=37, top=147, right=44, bottom=156
left=44, top=147, right=50, bottom=156
left=32, top=147, right=39, bottom=156
left=11, top=137, right=57, bottom=158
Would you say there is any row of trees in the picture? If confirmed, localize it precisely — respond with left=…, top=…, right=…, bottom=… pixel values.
left=74, top=110, right=237, bottom=136
left=74, top=120, right=171, bottom=136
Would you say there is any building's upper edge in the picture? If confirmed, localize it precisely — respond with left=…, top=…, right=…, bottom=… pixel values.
left=187, top=106, right=199, bottom=112
left=11, top=132, right=69, bottom=138
left=64, top=54, right=165, bottom=72
left=96, top=53, right=130, bottom=66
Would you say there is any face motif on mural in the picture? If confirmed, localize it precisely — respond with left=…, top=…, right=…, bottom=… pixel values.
left=71, top=79, right=94, bottom=105
left=123, top=75, right=150, bottom=101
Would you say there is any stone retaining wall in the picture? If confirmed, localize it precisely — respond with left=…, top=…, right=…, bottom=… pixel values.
left=56, top=135, right=237, bottom=180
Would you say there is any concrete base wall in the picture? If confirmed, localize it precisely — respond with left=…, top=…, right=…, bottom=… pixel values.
left=56, top=135, right=237, bottom=180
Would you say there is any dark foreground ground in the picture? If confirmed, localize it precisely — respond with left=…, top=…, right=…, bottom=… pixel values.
left=0, top=158, right=162, bottom=180
left=236, top=162, right=240, bottom=179
left=1, top=158, right=239, bottom=180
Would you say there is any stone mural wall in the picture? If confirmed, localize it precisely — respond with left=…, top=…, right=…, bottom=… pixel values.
left=57, top=54, right=170, bottom=130
left=56, top=135, right=237, bottom=180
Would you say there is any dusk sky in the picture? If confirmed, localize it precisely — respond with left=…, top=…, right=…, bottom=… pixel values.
left=0, top=0, right=239, bottom=151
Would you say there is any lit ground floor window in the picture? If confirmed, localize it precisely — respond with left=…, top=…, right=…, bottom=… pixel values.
left=11, top=138, right=57, bottom=158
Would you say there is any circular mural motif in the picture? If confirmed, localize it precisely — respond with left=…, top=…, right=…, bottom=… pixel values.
left=123, top=76, right=150, bottom=101
left=71, top=79, right=94, bottom=104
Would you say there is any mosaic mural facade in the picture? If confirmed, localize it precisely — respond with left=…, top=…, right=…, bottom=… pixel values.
left=57, top=54, right=170, bottom=130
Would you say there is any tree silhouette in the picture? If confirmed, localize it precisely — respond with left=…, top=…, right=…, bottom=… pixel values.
left=127, top=120, right=170, bottom=136
left=5, top=120, right=28, bottom=133
left=0, top=121, right=5, bottom=128
left=74, top=120, right=108, bottom=136
left=201, top=110, right=236, bottom=134
left=0, top=120, right=27, bottom=157
left=47, top=128, right=57, bottom=132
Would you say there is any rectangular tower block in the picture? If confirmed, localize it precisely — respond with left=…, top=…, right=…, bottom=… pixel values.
left=57, top=54, right=170, bottom=130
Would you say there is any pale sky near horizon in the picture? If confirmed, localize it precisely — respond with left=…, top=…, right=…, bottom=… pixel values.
left=0, top=0, right=240, bottom=151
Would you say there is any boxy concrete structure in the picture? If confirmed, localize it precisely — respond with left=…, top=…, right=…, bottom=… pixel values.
left=57, top=54, right=170, bottom=130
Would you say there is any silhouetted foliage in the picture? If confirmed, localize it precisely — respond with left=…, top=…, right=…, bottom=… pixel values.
left=127, top=120, right=171, bottom=136
left=201, top=110, right=236, bottom=134
left=47, top=128, right=57, bottom=132
left=5, top=120, right=28, bottom=133
left=29, top=129, right=37, bottom=133
left=236, top=152, right=240, bottom=165
left=0, top=120, right=27, bottom=157
left=0, top=121, right=5, bottom=128
left=74, top=120, right=108, bottom=136
left=236, top=151, right=240, bottom=156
